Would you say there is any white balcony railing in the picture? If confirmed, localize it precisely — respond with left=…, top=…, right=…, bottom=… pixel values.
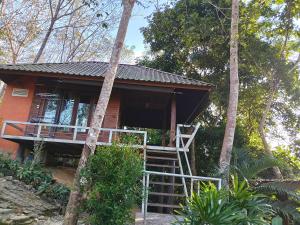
left=1, top=120, right=147, bottom=148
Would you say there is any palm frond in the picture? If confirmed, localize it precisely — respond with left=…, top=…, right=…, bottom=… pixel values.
left=271, top=200, right=300, bottom=223
left=234, top=155, right=282, bottom=180
left=255, top=181, right=300, bottom=201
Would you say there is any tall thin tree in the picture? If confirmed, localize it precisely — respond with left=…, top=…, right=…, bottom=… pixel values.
left=63, top=0, right=135, bottom=224
left=219, top=0, right=239, bottom=185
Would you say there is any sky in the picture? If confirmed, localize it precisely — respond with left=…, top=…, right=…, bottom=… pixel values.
left=123, top=1, right=171, bottom=58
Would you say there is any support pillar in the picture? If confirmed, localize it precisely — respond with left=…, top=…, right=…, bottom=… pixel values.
left=169, top=94, right=176, bottom=147
left=167, top=94, right=176, bottom=212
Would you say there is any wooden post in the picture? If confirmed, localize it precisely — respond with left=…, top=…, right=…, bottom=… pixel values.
left=169, top=94, right=176, bottom=147
left=161, top=109, right=167, bottom=146
left=168, top=94, right=176, bottom=212
left=191, top=139, right=197, bottom=175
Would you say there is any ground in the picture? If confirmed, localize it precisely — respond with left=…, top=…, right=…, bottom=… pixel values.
left=0, top=176, right=179, bottom=225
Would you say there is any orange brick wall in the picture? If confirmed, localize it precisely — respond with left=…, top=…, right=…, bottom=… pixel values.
left=0, top=77, right=36, bottom=157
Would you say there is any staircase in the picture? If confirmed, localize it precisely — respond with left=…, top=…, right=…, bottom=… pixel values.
left=142, top=123, right=222, bottom=224
left=145, top=149, right=185, bottom=213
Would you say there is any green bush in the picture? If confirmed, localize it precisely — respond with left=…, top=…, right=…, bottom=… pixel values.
left=81, top=144, right=143, bottom=225
left=0, top=153, right=19, bottom=176
left=16, top=162, right=52, bottom=188
left=176, top=176, right=273, bottom=225
left=0, top=153, right=70, bottom=207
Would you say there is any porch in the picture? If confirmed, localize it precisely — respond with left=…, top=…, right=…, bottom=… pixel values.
left=0, top=120, right=189, bottom=152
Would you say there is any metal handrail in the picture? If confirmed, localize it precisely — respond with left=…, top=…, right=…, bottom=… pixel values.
left=142, top=170, right=222, bottom=224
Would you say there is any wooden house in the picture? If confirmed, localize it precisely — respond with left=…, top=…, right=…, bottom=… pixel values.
left=0, top=62, right=220, bottom=215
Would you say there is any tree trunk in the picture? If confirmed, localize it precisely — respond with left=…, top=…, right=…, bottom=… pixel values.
left=258, top=80, right=283, bottom=179
left=63, top=1, right=135, bottom=224
left=33, top=19, right=56, bottom=63
left=191, top=139, right=197, bottom=175
left=33, top=0, right=63, bottom=63
left=219, top=0, right=239, bottom=185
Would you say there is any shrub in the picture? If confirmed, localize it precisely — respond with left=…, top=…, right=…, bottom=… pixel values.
left=16, top=162, right=52, bottom=188
left=0, top=153, right=19, bottom=176
left=81, top=144, right=143, bottom=225
left=176, top=176, right=273, bottom=225
left=0, top=153, right=70, bottom=207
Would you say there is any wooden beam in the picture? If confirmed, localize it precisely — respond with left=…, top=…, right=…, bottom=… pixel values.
left=169, top=94, right=176, bottom=147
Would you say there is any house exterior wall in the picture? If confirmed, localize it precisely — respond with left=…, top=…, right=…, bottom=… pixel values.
left=0, top=80, right=121, bottom=157
left=0, top=77, right=36, bottom=157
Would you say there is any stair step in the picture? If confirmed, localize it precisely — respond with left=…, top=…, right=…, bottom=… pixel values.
left=179, top=134, right=192, bottom=138
left=146, top=164, right=179, bottom=169
left=146, top=150, right=177, bottom=154
left=149, top=181, right=183, bottom=186
left=147, top=203, right=181, bottom=209
left=149, top=192, right=185, bottom=197
left=147, top=156, right=178, bottom=161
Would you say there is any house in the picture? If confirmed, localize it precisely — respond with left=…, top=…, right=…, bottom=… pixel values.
left=0, top=62, right=220, bottom=215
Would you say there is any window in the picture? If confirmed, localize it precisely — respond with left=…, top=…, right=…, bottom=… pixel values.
left=59, top=98, right=75, bottom=125
left=43, top=99, right=58, bottom=123
left=42, top=91, right=92, bottom=131
left=76, top=103, right=90, bottom=132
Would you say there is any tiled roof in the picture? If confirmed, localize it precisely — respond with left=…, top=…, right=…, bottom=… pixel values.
left=0, top=61, right=213, bottom=88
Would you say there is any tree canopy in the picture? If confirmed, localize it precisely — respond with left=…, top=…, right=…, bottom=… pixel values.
left=140, top=0, right=300, bottom=174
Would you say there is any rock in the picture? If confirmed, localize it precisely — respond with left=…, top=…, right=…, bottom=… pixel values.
left=0, top=177, right=60, bottom=225
left=0, top=208, right=13, bottom=215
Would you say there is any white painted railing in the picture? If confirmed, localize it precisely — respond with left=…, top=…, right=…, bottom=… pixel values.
left=142, top=170, right=222, bottom=224
left=1, top=120, right=147, bottom=148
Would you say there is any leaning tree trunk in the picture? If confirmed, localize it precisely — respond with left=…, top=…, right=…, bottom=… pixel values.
left=258, top=79, right=283, bottom=179
left=63, top=1, right=135, bottom=224
left=219, top=0, right=239, bottom=186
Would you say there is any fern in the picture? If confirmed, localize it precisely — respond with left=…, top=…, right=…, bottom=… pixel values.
left=256, top=181, right=300, bottom=201
left=271, top=200, right=300, bottom=223
left=234, top=155, right=281, bottom=180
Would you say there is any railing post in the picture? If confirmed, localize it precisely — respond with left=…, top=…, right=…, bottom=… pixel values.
left=1, top=121, right=7, bottom=136
left=37, top=124, right=42, bottom=139
left=143, top=131, right=147, bottom=148
left=176, top=124, right=180, bottom=148
left=217, top=179, right=222, bottom=191
left=143, top=173, right=150, bottom=225
left=108, top=130, right=113, bottom=144
left=73, top=127, right=78, bottom=141
left=190, top=178, right=194, bottom=197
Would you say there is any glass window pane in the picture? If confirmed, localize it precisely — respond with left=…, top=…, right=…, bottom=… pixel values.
left=76, top=102, right=89, bottom=132
left=44, top=100, right=58, bottom=123
left=59, top=98, right=75, bottom=125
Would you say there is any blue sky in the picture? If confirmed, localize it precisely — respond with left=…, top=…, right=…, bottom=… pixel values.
left=123, top=1, right=171, bottom=56
left=124, top=4, right=152, bottom=53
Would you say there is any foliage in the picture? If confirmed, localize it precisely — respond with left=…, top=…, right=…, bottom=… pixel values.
left=194, top=123, right=249, bottom=176
left=140, top=0, right=300, bottom=172
left=81, top=144, right=143, bottom=225
left=231, top=151, right=300, bottom=223
left=232, top=148, right=283, bottom=179
left=255, top=181, right=300, bottom=224
left=16, top=161, right=52, bottom=188
left=176, top=184, right=242, bottom=225
left=0, top=153, right=19, bottom=176
left=0, top=153, right=70, bottom=206
left=273, top=147, right=300, bottom=178
left=176, top=176, right=273, bottom=225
